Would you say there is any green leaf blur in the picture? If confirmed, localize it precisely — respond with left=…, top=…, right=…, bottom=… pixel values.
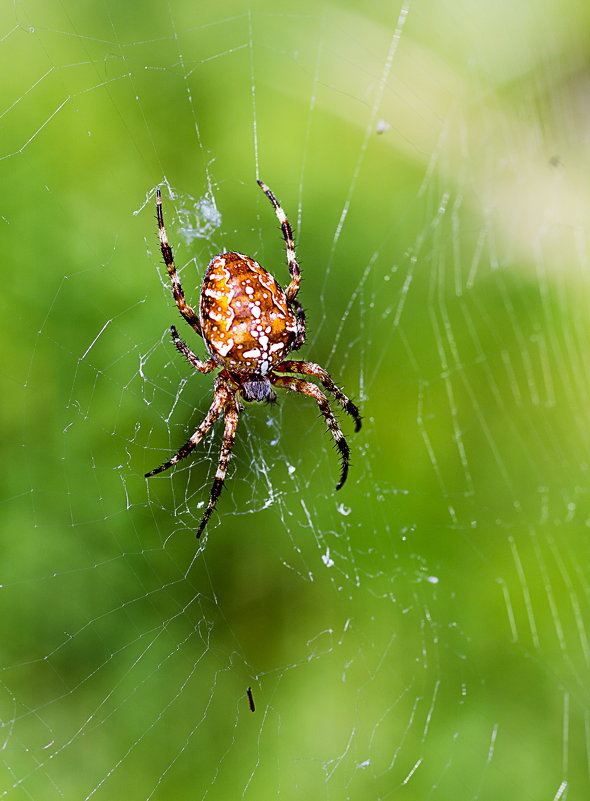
left=2, top=0, right=590, bottom=798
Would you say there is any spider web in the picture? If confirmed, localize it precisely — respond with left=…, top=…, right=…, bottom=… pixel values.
left=2, top=0, right=590, bottom=798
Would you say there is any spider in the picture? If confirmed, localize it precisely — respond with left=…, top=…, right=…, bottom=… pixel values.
left=145, top=180, right=362, bottom=537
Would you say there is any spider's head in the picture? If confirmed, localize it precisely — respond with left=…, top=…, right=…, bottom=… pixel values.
left=241, top=376, right=277, bottom=404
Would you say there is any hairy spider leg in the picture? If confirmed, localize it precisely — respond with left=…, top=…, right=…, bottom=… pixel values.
left=144, top=377, right=231, bottom=478
left=273, top=361, right=362, bottom=431
left=270, top=375, right=351, bottom=490
left=196, top=397, right=240, bottom=538
left=256, top=180, right=301, bottom=304
left=288, top=298, right=306, bottom=351
left=170, top=325, right=217, bottom=372
left=156, top=188, right=202, bottom=336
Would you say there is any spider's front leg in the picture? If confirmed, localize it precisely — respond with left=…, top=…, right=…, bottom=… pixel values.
left=273, top=361, right=361, bottom=431
left=196, top=395, right=240, bottom=538
left=270, top=375, right=351, bottom=490
left=144, top=377, right=230, bottom=479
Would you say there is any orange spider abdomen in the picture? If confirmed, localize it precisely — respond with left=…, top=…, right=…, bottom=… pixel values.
left=199, top=252, right=297, bottom=375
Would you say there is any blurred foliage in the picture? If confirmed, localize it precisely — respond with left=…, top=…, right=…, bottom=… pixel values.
left=2, top=0, right=590, bottom=798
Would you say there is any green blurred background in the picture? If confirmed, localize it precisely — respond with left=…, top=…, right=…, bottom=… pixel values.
left=3, top=0, right=590, bottom=797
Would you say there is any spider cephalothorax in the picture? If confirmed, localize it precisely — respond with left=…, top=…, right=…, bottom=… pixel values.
left=145, top=180, right=361, bottom=537
left=240, top=377, right=277, bottom=403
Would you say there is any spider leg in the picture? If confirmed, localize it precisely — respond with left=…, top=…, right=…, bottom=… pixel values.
left=270, top=375, right=351, bottom=490
left=157, top=188, right=203, bottom=336
left=289, top=298, right=306, bottom=351
left=256, top=180, right=301, bottom=304
left=170, top=325, right=217, bottom=373
left=144, top=377, right=230, bottom=478
left=273, top=361, right=362, bottom=431
left=196, top=396, right=240, bottom=538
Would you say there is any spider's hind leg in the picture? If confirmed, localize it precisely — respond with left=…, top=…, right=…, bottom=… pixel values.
left=156, top=188, right=203, bottom=336
left=256, top=180, right=301, bottom=303
left=170, top=325, right=217, bottom=373
left=289, top=299, right=306, bottom=351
